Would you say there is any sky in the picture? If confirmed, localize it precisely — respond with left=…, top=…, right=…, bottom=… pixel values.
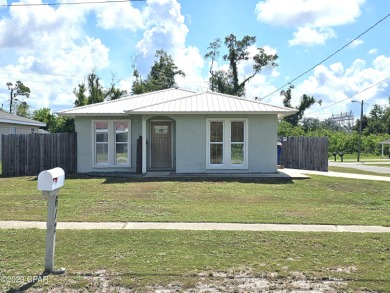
left=0, top=0, right=389, bottom=121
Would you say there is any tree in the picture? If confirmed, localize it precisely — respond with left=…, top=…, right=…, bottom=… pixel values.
left=87, top=71, right=105, bottom=105
left=32, top=107, right=75, bottom=133
left=205, top=34, right=278, bottom=96
left=364, top=104, right=388, bottom=135
left=131, top=50, right=186, bottom=95
left=74, top=83, right=88, bottom=107
left=280, top=85, right=316, bottom=126
left=277, top=120, right=304, bottom=137
left=33, top=108, right=56, bottom=131
left=74, top=71, right=127, bottom=107
left=6, top=81, right=31, bottom=114
left=16, top=101, right=31, bottom=118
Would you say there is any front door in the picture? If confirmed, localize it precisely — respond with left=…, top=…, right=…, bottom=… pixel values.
left=151, top=121, right=172, bottom=169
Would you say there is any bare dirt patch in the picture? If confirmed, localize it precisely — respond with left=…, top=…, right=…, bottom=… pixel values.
left=25, top=270, right=348, bottom=292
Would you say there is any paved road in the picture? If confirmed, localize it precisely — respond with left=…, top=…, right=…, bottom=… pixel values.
left=1, top=221, right=389, bottom=233
left=328, top=161, right=390, bottom=174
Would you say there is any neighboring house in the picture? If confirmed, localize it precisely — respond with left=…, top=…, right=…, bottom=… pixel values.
left=0, top=111, right=46, bottom=160
left=59, top=88, right=296, bottom=174
left=379, top=139, right=390, bottom=158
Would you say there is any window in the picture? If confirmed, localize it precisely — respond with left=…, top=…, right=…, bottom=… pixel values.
left=93, top=120, right=131, bottom=167
left=95, top=122, right=109, bottom=164
left=210, top=121, right=223, bottom=165
left=231, top=122, right=244, bottom=165
left=207, top=119, right=248, bottom=169
left=115, top=122, right=129, bottom=164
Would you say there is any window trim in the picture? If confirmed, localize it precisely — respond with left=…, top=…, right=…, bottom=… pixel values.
left=206, top=118, right=248, bottom=169
left=92, top=120, right=131, bottom=168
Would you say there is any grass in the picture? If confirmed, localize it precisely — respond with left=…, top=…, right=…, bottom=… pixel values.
left=334, top=153, right=387, bottom=162
left=0, top=175, right=389, bottom=226
left=0, top=229, right=389, bottom=292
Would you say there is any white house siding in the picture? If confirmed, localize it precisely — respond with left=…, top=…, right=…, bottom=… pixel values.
left=0, top=123, right=39, bottom=160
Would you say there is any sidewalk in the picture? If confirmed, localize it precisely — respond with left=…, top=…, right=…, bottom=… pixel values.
left=1, top=221, right=389, bottom=233
left=279, top=168, right=390, bottom=182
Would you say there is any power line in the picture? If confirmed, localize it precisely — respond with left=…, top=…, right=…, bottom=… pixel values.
left=260, top=11, right=390, bottom=100
left=0, top=0, right=145, bottom=7
left=305, top=76, right=390, bottom=116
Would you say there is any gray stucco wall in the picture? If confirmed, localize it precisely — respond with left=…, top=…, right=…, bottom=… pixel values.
left=75, top=116, right=142, bottom=173
left=174, top=114, right=278, bottom=173
left=75, top=114, right=278, bottom=174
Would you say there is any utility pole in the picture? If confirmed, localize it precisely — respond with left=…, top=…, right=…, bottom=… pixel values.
left=358, top=100, right=363, bottom=162
left=353, top=100, right=364, bottom=162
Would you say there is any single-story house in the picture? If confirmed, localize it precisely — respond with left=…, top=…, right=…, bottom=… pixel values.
left=59, top=88, right=297, bottom=174
left=379, top=139, right=390, bottom=158
left=0, top=111, right=46, bottom=160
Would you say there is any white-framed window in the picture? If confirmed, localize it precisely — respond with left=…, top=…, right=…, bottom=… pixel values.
left=92, top=120, right=131, bottom=167
left=206, top=118, right=248, bottom=169
left=10, top=126, right=16, bottom=134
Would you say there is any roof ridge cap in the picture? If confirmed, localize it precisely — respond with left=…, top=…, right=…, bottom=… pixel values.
left=60, top=88, right=198, bottom=113
left=126, top=90, right=199, bottom=112
left=213, top=92, right=297, bottom=111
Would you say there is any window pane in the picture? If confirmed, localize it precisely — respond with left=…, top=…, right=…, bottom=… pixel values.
left=96, top=144, right=108, bottom=164
left=96, top=122, right=108, bottom=130
left=231, top=144, right=244, bottom=164
left=96, top=133, right=108, bottom=143
left=116, top=132, right=128, bottom=143
left=210, top=144, right=223, bottom=164
left=231, top=122, right=244, bottom=142
left=116, top=144, right=128, bottom=164
left=115, top=122, right=128, bottom=132
left=210, top=122, right=223, bottom=142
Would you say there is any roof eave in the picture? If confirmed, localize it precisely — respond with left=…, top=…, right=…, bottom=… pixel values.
left=125, top=110, right=298, bottom=116
left=0, top=119, right=46, bottom=127
left=58, top=112, right=130, bottom=118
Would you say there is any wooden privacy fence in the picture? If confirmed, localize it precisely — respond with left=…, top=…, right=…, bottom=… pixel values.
left=281, top=136, right=328, bottom=171
left=1, top=133, right=77, bottom=176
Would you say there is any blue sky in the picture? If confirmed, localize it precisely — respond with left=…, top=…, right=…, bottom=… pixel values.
left=0, top=0, right=389, bottom=121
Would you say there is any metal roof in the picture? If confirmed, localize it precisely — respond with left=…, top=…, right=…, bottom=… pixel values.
left=59, top=88, right=297, bottom=118
left=0, top=111, right=46, bottom=127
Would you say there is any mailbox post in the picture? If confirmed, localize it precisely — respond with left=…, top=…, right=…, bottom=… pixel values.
left=38, top=167, right=66, bottom=275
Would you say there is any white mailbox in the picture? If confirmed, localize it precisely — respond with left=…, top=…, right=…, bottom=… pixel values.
left=37, top=167, right=66, bottom=275
left=38, top=167, right=65, bottom=191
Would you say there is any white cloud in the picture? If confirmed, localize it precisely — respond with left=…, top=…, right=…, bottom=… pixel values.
left=175, top=46, right=205, bottom=91
left=132, top=0, right=206, bottom=90
left=95, top=2, right=145, bottom=30
left=349, top=39, right=364, bottom=49
left=298, top=55, right=390, bottom=118
left=0, top=0, right=112, bottom=112
left=288, top=26, right=336, bottom=46
left=256, top=0, right=364, bottom=28
left=369, top=48, right=378, bottom=55
left=256, top=0, right=365, bottom=46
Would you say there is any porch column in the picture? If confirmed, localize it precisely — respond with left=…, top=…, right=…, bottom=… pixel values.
left=142, top=118, right=147, bottom=174
left=382, top=144, right=384, bottom=158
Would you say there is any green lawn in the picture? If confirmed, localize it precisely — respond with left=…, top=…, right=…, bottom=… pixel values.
left=334, top=153, right=388, bottom=162
left=1, top=174, right=390, bottom=291
left=0, top=175, right=389, bottom=226
left=1, top=229, right=389, bottom=292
